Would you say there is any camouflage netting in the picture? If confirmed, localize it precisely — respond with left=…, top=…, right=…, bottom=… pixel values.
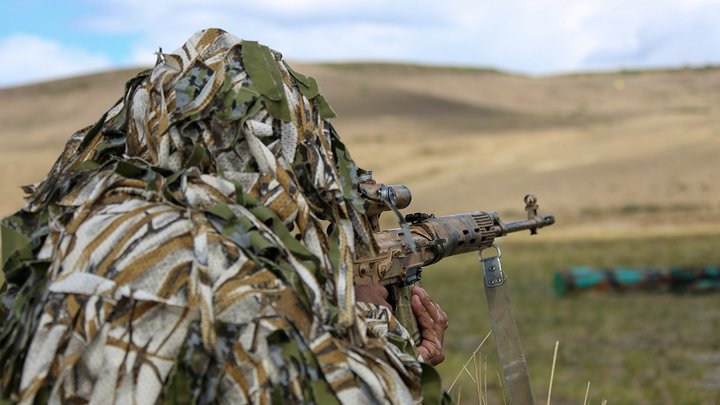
left=0, top=29, right=447, bottom=404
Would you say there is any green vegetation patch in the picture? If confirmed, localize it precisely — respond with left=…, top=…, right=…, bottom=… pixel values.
left=427, top=233, right=720, bottom=404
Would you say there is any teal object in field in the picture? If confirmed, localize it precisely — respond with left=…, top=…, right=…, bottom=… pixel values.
left=613, top=267, right=645, bottom=284
left=553, top=267, right=604, bottom=296
left=554, top=265, right=720, bottom=296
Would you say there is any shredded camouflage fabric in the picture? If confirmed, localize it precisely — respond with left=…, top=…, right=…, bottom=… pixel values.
left=0, top=29, right=447, bottom=404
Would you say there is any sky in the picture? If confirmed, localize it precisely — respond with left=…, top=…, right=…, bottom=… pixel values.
left=1, top=0, right=719, bottom=87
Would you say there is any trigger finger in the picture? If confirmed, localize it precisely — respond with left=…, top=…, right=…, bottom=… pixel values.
left=419, top=292, right=442, bottom=320
left=412, top=294, right=432, bottom=324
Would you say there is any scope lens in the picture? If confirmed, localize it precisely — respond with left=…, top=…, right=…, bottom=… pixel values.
left=387, top=185, right=412, bottom=209
left=387, top=188, right=398, bottom=206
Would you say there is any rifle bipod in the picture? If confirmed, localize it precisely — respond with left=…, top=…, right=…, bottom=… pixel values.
left=480, top=246, right=536, bottom=405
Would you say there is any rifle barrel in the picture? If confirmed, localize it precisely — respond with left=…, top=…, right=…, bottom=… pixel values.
left=499, top=215, right=555, bottom=235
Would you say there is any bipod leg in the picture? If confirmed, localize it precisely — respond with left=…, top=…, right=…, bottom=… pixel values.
left=480, top=247, right=535, bottom=405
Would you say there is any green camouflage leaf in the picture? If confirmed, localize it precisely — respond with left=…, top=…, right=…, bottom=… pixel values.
left=214, top=220, right=250, bottom=250
left=115, top=160, right=146, bottom=178
left=228, top=86, right=260, bottom=120
left=248, top=205, right=276, bottom=225
left=236, top=191, right=259, bottom=207
left=289, top=267, right=314, bottom=310
left=231, top=97, right=266, bottom=158
left=262, top=96, right=292, bottom=123
left=329, top=130, right=364, bottom=214
left=95, top=137, right=127, bottom=154
left=242, top=41, right=291, bottom=121
left=236, top=216, right=254, bottom=231
left=242, top=41, right=284, bottom=102
left=248, top=230, right=276, bottom=254
left=1, top=222, right=32, bottom=267
left=242, top=97, right=265, bottom=128
left=151, top=166, right=174, bottom=177
left=316, top=94, right=336, bottom=119
left=72, top=160, right=101, bottom=173
left=270, top=385, right=285, bottom=405
left=285, top=64, right=320, bottom=99
left=327, top=225, right=341, bottom=272
left=163, top=346, right=193, bottom=405
left=206, top=204, right=235, bottom=221
left=310, top=379, right=341, bottom=405
left=283, top=63, right=310, bottom=87
left=420, top=363, right=446, bottom=405
left=161, top=169, right=187, bottom=206
left=164, top=169, right=185, bottom=186
left=185, top=142, right=206, bottom=168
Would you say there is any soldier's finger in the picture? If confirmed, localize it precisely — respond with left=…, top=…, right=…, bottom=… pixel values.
left=416, top=288, right=443, bottom=321
left=411, top=294, right=435, bottom=327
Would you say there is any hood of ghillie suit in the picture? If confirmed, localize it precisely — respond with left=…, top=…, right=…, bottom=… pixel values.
left=0, top=29, right=443, bottom=404
left=10, top=28, right=373, bottom=324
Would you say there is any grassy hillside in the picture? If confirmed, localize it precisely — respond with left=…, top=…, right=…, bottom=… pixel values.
left=1, top=63, right=719, bottom=403
left=3, top=63, right=718, bottom=235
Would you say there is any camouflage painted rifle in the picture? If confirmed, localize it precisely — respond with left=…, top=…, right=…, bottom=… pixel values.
left=554, top=266, right=720, bottom=296
left=352, top=172, right=555, bottom=339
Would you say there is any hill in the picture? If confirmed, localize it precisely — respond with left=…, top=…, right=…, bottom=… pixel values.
left=1, top=64, right=719, bottom=239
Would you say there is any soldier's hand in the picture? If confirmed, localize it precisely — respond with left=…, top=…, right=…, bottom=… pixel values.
left=355, top=284, right=392, bottom=310
left=411, top=285, right=449, bottom=366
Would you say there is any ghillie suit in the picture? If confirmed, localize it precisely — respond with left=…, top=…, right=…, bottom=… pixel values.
left=0, top=29, right=446, bottom=404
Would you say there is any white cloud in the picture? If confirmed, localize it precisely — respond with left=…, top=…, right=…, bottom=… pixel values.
left=82, top=0, right=719, bottom=74
left=578, top=0, right=720, bottom=70
left=2, top=0, right=719, bottom=87
left=0, top=35, right=113, bottom=87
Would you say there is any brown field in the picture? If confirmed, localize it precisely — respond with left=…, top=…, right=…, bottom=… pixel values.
left=1, top=63, right=719, bottom=403
left=2, top=64, right=719, bottom=236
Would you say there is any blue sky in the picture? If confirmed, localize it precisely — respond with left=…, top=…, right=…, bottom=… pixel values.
left=1, top=0, right=719, bottom=87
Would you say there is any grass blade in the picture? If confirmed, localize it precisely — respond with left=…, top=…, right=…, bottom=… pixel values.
left=583, top=381, right=591, bottom=405
left=546, top=340, right=560, bottom=405
left=483, top=355, right=488, bottom=404
left=473, top=352, right=483, bottom=405
left=448, top=330, right=493, bottom=391
left=497, top=371, right=508, bottom=405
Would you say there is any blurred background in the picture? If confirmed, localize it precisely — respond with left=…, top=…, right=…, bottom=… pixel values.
left=1, top=1, right=719, bottom=403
